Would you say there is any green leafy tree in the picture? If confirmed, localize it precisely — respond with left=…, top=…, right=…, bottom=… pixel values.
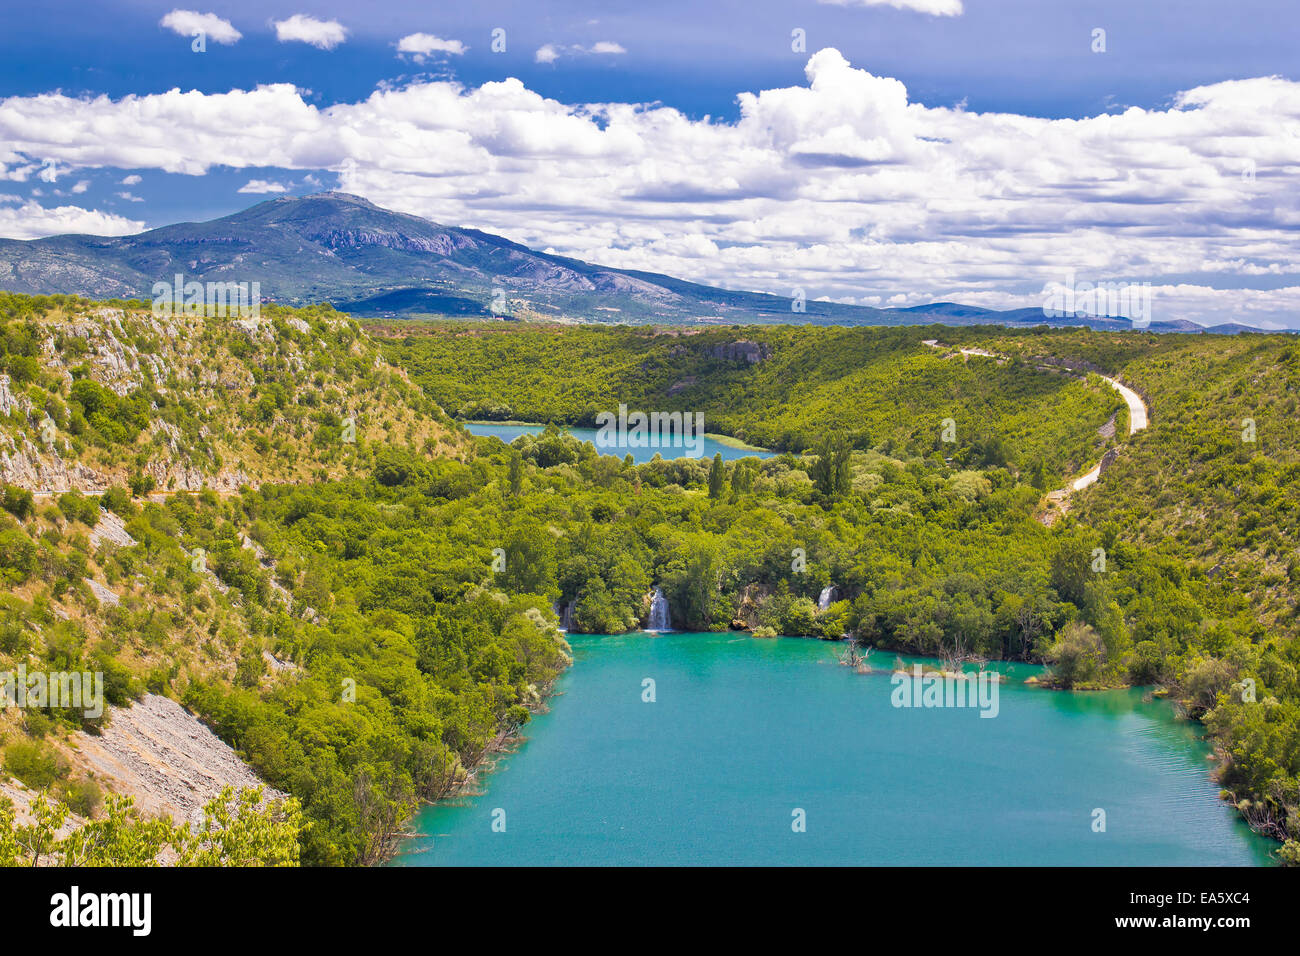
left=810, top=437, right=852, bottom=498
left=708, top=453, right=725, bottom=499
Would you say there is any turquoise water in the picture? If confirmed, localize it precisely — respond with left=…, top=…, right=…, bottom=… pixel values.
left=464, top=422, right=774, bottom=464
left=393, top=632, right=1274, bottom=866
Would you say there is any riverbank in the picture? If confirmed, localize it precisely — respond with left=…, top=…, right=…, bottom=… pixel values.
left=378, top=667, right=569, bottom=865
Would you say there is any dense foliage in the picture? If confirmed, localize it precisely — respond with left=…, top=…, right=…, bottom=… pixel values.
left=2, top=296, right=1297, bottom=866
left=376, top=321, right=1124, bottom=487
left=0, top=785, right=301, bottom=866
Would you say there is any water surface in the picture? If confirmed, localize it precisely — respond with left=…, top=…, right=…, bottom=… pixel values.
left=394, top=632, right=1273, bottom=866
left=464, top=422, right=774, bottom=464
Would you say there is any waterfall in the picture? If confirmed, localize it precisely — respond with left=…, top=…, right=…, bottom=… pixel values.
left=554, top=600, right=575, bottom=631
left=818, top=585, right=838, bottom=611
left=646, top=587, right=672, bottom=631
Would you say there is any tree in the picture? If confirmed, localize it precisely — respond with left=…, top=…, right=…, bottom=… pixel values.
left=0, top=787, right=302, bottom=867
left=729, top=461, right=753, bottom=501
left=810, top=437, right=852, bottom=498
left=501, top=527, right=557, bottom=597
left=507, top=450, right=524, bottom=496
left=708, top=453, right=725, bottom=499
left=1045, top=621, right=1106, bottom=688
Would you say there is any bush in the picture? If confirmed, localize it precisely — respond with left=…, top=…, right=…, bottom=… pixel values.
left=1045, top=621, right=1107, bottom=688
left=0, top=485, right=34, bottom=520
left=99, top=485, right=135, bottom=517
left=0, top=527, right=37, bottom=585
left=3, top=738, right=69, bottom=789
left=56, top=491, right=100, bottom=526
left=58, top=777, right=103, bottom=817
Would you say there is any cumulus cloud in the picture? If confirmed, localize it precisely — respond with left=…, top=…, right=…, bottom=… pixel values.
left=159, top=9, right=242, bottom=44
left=535, top=41, right=626, bottom=63
left=396, top=33, right=467, bottom=61
left=3, top=48, right=1300, bottom=324
left=238, top=178, right=288, bottom=193
left=273, top=14, right=347, bottom=50
left=0, top=200, right=143, bottom=239
left=120, top=174, right=141, bottom=185
left=820, top=0, right=964, bottom=14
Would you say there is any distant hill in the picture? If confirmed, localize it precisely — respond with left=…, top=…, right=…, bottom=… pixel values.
left=0, top=192, right=1268, bottom=331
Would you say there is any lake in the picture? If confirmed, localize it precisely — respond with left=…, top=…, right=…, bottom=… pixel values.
left=463, top=422, right=775, bottom=465
left=392, top=631, right=1274, bottom=866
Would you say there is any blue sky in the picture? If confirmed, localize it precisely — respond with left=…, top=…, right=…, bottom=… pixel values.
left=1, top=1, right=1299, bottom=325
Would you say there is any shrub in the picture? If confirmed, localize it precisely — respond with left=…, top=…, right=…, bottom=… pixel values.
left=0, top=485, right=34, bottom=520
left=0, top=527, right=37, bottom=585
left=3, top=738, right=69, bottom=789
left=1045, top=621, right=1107, bottom=688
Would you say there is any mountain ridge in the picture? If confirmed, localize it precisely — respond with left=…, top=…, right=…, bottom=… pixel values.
left=0, top=192, right=1268, bottom=332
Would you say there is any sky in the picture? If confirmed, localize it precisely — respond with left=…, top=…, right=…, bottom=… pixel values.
left=1, top=0, right=1298, bottom=327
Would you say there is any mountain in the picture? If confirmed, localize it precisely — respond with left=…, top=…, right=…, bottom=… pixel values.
left=0, top=192, right=1265, bottom=331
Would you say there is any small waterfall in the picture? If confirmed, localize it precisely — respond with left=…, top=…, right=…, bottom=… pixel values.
left=554, top=600, right=575, bottom=631
left=818, top=585, right=838, bottom=611
left=646, top=587, right=672, bottom=631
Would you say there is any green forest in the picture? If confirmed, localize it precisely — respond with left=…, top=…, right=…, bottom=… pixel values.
left=1, top=298, right=1297, bottom=865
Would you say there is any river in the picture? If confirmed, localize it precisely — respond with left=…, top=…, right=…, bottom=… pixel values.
left=392, top=631, right=1273, bottom=866
left=463, top=422, right=775, bottom=464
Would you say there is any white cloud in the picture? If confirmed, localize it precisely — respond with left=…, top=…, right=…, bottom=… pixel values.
left=4, top=49, right=1300, bottom=324
left=115, top=191, right=143, bottom=202
left=273, top=14, right=347, bottom=50
left=120, top=174, right=142, bottom=185
left=238, top=179, right=288, bottom=193
left=535, top=41, right=627, bottom=64
left=71, top=179, right=90, bottom=193
left=159, top=10, right=242, bottom=44
left=397, top=33, right=467, bottom=62
left=819, top=0, right=964, bottom=15
left=0, top=201, right=143, bottom=239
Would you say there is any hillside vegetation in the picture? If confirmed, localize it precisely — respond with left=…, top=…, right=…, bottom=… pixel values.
left=381, top=319, right=1300, bottom=862
left=2, top=297, right=1296, bottom=866
left=376, top=321, right=1126, bottom=488
left=0, top=292, right=458, bottom=495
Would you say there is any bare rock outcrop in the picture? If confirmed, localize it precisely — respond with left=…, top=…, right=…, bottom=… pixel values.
left=70, top=694, right=285, bottom=824
left=707, top=340, right=771, bottom=364
left=90, top=508, right=136, bottom=548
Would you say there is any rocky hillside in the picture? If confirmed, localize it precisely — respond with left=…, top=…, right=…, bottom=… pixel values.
left=0, top=292, right=460, bottom=495
left=70, top=694, right=287, bottom=825
left=0, top=291, right=463, bottom=855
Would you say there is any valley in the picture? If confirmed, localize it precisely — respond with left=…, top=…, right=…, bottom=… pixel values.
left=0, top=293, right=1296, bottom=867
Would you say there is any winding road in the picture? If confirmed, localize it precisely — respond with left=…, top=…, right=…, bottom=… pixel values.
left=920, top=340, right=1151, bottom=515
left=1069, top=375, right=1147, bottom=491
